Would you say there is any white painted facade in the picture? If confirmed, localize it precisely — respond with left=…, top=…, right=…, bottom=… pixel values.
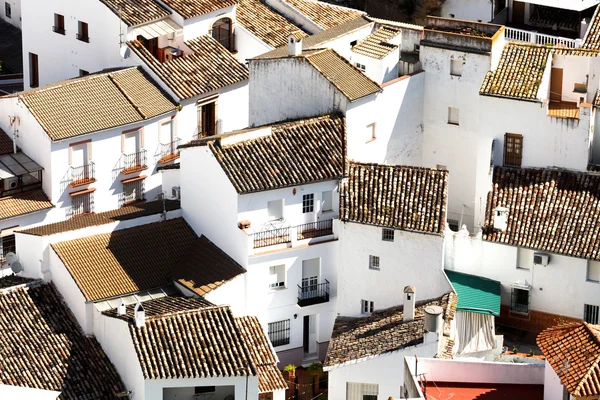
left=0, top=385, right=60, bottom=400
left=544, top=359, right=568, bottom=400
left=1, top=0, right=21, bottom=29
left=441, top=0, right=494, bottom=22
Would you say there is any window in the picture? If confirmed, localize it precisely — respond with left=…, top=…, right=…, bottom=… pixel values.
left=450, top=59, right=462, bottom=76
left=347, top=383, right=379, bottom=399
left=504, top=133, right=523, bottom=167
left=414, top=43, right=420, bottom=52
left=584, top=304, right=599, bottom=324
left=517, top=247, right=533, bottom=270
left=321, top=190, right=333, bottom=212
left=29, top=53, right=39, bottom=88
left=350, top=40, right=357, bottom=46
left=5, top=2, right=10, bottom=18
left=197, top=98, right=218, bottom=137
left=212, top=18, right=233, bottom=51
left=382, top=228, right=394, bottom=242
left=268, top=320, right=290, bottom=347
left=121, top=178, right=145, bottom=206
left=361, top=300, right=374, bottom=314
left=355, top=62, right=366, bottom=72
left=71, top=192, right=94, bottom=217
left=79, top=69, right=89, bottom=77
left=269, top=265, right=285, bottom=289
left=268, top=199, right=283, bottom=220
left=195, top=387, right=215, bottom=394
left=447, top=219, right=459, bottom=231
left=369, top=255, right=380, bottom=270
left=364, top=396, right=377, bottom=400
left=510, top=287, right=530, bottom=314
left=77, top=21, right=89, bottom=42
left=53, top=14, right=65, bottom=34
left=587, top=261, right=600, bottom=283
left=367, top=122, right=376, bottom=142
left=0, top=231, right=16, bottom=262
left=448, top=107, right=459, bottom=125
left=303, top=193, right=314, bottom=213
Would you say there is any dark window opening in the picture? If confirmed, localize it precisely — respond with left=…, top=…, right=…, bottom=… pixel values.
left=511, top=287, right=530, bottom=314
left=268, top=320, right=290, bottom=347
left=197, top=101, right=217, bottom=138
left=77, top=21, right=89, bottom=42
left=29, top=53, right=39, bottom=88
left=212, top=18, right=234, bottom=51
left=1, top=234, right=16, bottom=262
left=5, top=2, right=11, bottom=18
left=195, top=386, right=216, bottom=394
left=53, top=14, right=65, bottom=34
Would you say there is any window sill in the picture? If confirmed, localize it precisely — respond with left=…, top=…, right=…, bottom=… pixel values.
left=586, top=279, right=600, bottom=284
left=321, top=209, right=334, bottom=214
left=269, top=286, right=287, bottom=291
left=516, top=266, right=530, bottom=271
left=447, top=122, right=459, bottom=126
left=509, top=309, right=530, bottom=316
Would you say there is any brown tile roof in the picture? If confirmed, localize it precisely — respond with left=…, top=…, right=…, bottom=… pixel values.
left=340, top=162, right=449, bottom=234
left=130, top=305, right=257, bottom=379
left=185, top=114, right=346, bottom=194
left=20, top=199, right=181, bottom=236
left=236, top=316, right=287, bottom=393
left=583, top=5, right=600, bottom=50
left=128, top=36, right=249, bottom=100
left=283, top=0, right=363, bottom=29
left=0, top=189, right=53, bottom=222
left=160, top=0, right=237, bottom=19
left=0, top=275, right=35, bottom=289
left=172, top=235, right=246, bottom=296
left=537, top=322, right=600, bottom=398
left=237, top=0, right=306, bottom=48
left=483, top=167, right=600, bottom=261
left=51, top=218, right=199, bottom=301
left=351, top=26, right=401, bottom=59
left=0, top=280, right=126, bottom=398
left=99, top=0, right=170, bottom=26
left=103, top=296, right=214, bottom=321
left=16, top=67, right=177, bottom=141
left=0, top=128, right=15, bottom=155
left=324, top=293, right=456, bottom=367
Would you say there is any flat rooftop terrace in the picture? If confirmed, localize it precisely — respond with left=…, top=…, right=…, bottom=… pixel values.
left=424, top=382, right=544, bottom=400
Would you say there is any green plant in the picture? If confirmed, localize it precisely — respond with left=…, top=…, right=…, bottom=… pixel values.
left=283, top=364, right=297, bottom=373
left=307, top=362, right=323, bottom=378
left=529, top=349, right=534, bottom=357
left=512, top=346, right=518, bottom=354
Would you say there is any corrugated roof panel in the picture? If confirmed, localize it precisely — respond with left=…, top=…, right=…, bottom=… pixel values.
left=445, top=270, right=501, bottom=316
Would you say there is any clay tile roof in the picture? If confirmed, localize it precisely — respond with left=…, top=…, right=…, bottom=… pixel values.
left=483, top=167, right=600, bottom=261
left=584, top=5, right=600, bottom=50
left=0, top=128, right=15, bottom=155
left=537, top=322, right=600, bottom=398
left=172, top=235, right=246, bottom=295
left=0, top=275, right=36, bottom=289
left=160, top=0, right=237, bottom=19
left=237, top=0, right=306, bottom=48
left=16, top=67, right=176, bottom=141
left=351, top=27, right=401, bottom=59
left=103, top=296, right=214, bottom=321
left=20, top=199, right=180, bottom=236
left=0, top=280, right=126, bottom=398
left=480, top=43, right=551, bottom=100
left=130, top=305, right=257, bottom=379
left=236, top=316, right=287, bottom=393
left=340, top=162, right=449, bottom=234
left=190, top=114, right=345, bottom=194
left=51, top=218, right=199, bottom=301
left=0, top=189, right=53, bottom=222
left=324, top=293, right=456, bottom=367
left=99, top=0, right=170, bottom=26
left=282, top=0, right=363, bottom=29
left=128, top=36, right=249, bottom=100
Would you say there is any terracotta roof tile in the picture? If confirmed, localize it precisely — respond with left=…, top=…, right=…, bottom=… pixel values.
left=0, top=280, right=126, bottom=398
left=583, top=5, right=600, bottom=50
left=103, top=296, right=214, bottom=321
left=172, top=235, right=246, bottom=296
left=237, top=0, right=306, bottom=48
left=0, top=275, right=35, bottom=289
left=236, top=316, right=287, bottom=393
left=340, top=162, right=449, bottom=234
left=537, top=322, right=600, bottom=397
left=20, top=199, right=180, bottom=236
left=351, top=26, right=401, bottom=59
left=282, top=0, right=363, bottom=29
left=128, top=36, right=248, bottom=100
left=160, top=0, right=237, bottom=19
left=99, top=0, right=170, bottom=26
left=0, top=189, right=53, bottom=222
left=483, top=167, right=600, bottom=261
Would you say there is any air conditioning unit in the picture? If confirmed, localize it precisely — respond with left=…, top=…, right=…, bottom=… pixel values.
left=172, top=186, right=181, bottom=200
left=533, top=253, right=550, bottom=266
left=3, top=177, right=19, bottom=191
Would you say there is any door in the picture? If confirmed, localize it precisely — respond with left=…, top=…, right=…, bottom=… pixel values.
left=124, top=131, right=141, bottom=168
left=302, top=258, right=320, bottom=299
left=303, top=315, right=317, bottom=354
left=512, top=1, right=525, bottom=25
left=71, top=143, right=89, bottom=181
left=201, top=102, right=216, bottom=137
left=160, top=121, right=174, bottom=155
left=550, top=68, right=563, bottom=102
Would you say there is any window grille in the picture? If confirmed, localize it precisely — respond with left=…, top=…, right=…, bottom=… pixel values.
left=382, top=228, right=394, bottom=242
left=369, top=255, right=380, bottom=270
left=71, top=192, right=94, bottom=217
left=504, top=133, right=523, bottom=167
left=0, top=234, right=15, bottom=262
left=584, top=304, right=599, bottom=324
left=5, top=2, right=10, bottom=18
left=120, top=179, right=145, bottom=206
left=510, top=287, right=530, bottom=314
left=303, top=193, right=314, bottom=213
left=268, top=320, right=290, bottom=347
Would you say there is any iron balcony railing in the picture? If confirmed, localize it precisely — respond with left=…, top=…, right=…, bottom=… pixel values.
left=76, top=33, right=90, bottom=43
left=71, top=192, right=95, bottom=217
left=297, top=280, right=330, bottom=307
left=69, top=162, right=95, bottom=186
left=158, top=138, right=181, bottom=160
left=196, top=120, right=221, bottom=139
left=297, top=219, right=333, bottom=240
left=53, top=26, right=66, bottom=35
left=253, top=227, right=291, bottom=249
left=122, top=149, right=147, bottom=172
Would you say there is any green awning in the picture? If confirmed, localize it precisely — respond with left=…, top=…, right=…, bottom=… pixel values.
left=445, top=270, right=501, bottom=317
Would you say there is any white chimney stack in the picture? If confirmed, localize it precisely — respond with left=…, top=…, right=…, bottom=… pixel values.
left=493, top=206, right=508, bottom=232
left=117, top=299, right=126, bottom=316
left=134, top=302, right=145, bottom=328
left=288, top=33, right=302, bottom=56
left=403, top=286, right=416, bottom=322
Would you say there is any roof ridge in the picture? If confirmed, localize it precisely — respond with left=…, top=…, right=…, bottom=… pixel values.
left=107, top=71, right=148, bottom=120
left=348, top=160, right=449, bottom=174
left=144, top=303, right=230, bottom=322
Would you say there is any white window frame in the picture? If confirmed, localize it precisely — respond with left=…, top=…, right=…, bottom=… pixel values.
left=361, top=300, right=374, bottom=314
left=303, top=193, right=314, bottom=214
left=267, top=199, right=284, bottom=220
left=369, top=255, right=380, bottom=270
left=450, top=59, right=463, bottom=76
left=448, top=107, right=459, bottom=125
left=321, top=190, right=333, bottom=212
left=268, top=265, right=285, bottom=289
left=382, top=228, right=394, bottom=242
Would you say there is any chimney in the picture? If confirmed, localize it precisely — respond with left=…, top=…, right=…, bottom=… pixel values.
left=493, top=206, right=508, bottom=232
left=403, top=286, right=416, bottom=322
left=288, top=33, right=302, bottom=57
left=134, top=302, right=145, bottom=328
left=117, top=299, right=126, bottom=316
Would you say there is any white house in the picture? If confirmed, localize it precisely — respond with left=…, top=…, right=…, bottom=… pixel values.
left=1, top=0, right=21, bottom=29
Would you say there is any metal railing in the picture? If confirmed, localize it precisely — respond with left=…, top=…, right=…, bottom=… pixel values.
left=119, top=179, right=145, bottom=206
left=122, top=149, right=147, bottom=172
left=297, top=219, right=333, bottom=240
left=76, top=33, right=90, bottom=43
left=297, top=280, right=330, bottom=307
left=70, top=192, right=95, bottom=217
left=196, top=120, right=222, bottom=139
left=53, top=26, right=66, bottom=35
left=253, top=227, right=291, bottom=249
left=504, top=27, right=578, bottom=48
left=158, top=138, right=181, bottom=160
left=69, top=162, right=95, bottom=185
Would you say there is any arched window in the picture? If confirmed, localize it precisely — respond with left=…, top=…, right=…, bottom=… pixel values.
left=212, top=18, right=233, bottom=51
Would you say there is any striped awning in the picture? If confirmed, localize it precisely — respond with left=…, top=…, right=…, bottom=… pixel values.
left=133, top=19, right=181, bottom=40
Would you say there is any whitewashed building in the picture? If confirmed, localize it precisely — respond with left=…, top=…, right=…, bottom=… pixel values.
left=1, top=0, right=21, bottom=29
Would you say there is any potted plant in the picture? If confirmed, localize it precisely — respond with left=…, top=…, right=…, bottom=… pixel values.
left=284, top=364, right=297, bottom=379
left=512, top=346, right=519, bottom=354
left=307, top=362, right=323, bottom=394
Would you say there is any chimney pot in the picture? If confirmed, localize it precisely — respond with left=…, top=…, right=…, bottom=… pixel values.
left=288, top=35, right=302, bottom=56
left=134, top=302, right=145, bottom=328
left=403, top=285, right=416, bottom=322
left=117, top=299, right=126, bottom=316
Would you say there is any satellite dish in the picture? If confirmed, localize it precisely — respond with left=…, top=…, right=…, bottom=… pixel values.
left=10, top=261, right=22, bottom=274
left=5, top=252, right=17, bottom=265
left=120, top=46, right=130, bottom=59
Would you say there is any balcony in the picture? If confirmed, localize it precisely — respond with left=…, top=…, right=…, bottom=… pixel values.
left=53, top=26, right=65, bottom=35
left=297, top=280, right=330, bottom=307
left=297, top=220, right=333, bottom=240
left=253, top=227, right=291, bottom=249
left=76, top=33, right=89, bottom=43
left=121, top=150, right=147, bottom=174
left=504, top=27, right=579, bottom=48
left=157, top=138, right=181, bottom=164
left=249, top=219, right=336, bottom=252
left=195, top=120, right=222, bottom=140
left=68, top=162, right=95, bottom=187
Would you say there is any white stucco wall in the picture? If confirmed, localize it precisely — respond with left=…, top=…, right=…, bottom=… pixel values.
left=180, top=6, right=236, bottom=41
left=544, top=359, right=566, bottom=400
left=441, top=0, right=494, bottom=22
left=234, top=25, right=273, bottom=63
left=0, top=385, right=59, bottom=400
left=1, top=0, right=21, bottom=29
left=146, top=376, right=258, bottom=400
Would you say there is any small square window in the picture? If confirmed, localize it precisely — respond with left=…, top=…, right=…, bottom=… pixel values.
left=584, top=304, right=599, bottom=324
left=5, top=2, right=11, bottom=18
left=268, top=265, right=285, bottom=289
left=361, top=299, right=374, bottom=314
left=448, top=107, right=459, bottom=125
left=369, top=255, right=380, bottom=270
left=268, top=199, right=283, bottom=220
left=322, top=190, right=333, bottom=212
left=53, top=13, right=65, bottom=34
left=79, top=69, right=89, bottom=77
left=450, top=59, right=463, bottom=76
left=303, top=193, right=314, bottom=213
left=382, top=228, right=394, bottom=242
left=588, top=261, right=600, bottom=283
left=355, top=62, right=366, bottom=72
left=414, top=44, right=420, bottom=52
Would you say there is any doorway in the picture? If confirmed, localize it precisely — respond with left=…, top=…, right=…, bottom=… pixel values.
left=303, top=314, right=317, bottom=355
left=550, top=68, right=563, bottom=102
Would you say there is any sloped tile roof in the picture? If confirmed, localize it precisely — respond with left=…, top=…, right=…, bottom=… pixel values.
left=483, top=167, right=600, bottom=261
left=15, top=67, right=176, bottom=141
left=103, top=296, right=214, bottom=320
left=0, top=128, right=15, bottom=155
left=340, top=162, right=449, bottom=234
left=324, top=293, right=457, bottom=367
left=51, top=218, right=199, bottom=301
left=128, top=36, right=249, bottom=100
left=99, top=0, right=170, bottom=26
left=237, top=0, right=306, bottom=48
left=0, top=280, right=126, bottom=399
left=0, top=275, right=35, bottom=289
left=188, top=114, right=345, bottom=194
left=130, top=305, right=257, bottom=379
left=160, top=0, right=237, bottom=19
left=172, top=235, right=246, bottom=296
left=0, top=189, right=53, bottom=222
left=236, top=316, right=287, bottom=393
left=351, top=26, right=401, bottom=59
left=537, top=322, right=600, bottom=398
left=283, top=0, right=363, bottom=29
left=20, top=199, right=180, bottom=236
left=583, top=5, right=600, bottom=50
